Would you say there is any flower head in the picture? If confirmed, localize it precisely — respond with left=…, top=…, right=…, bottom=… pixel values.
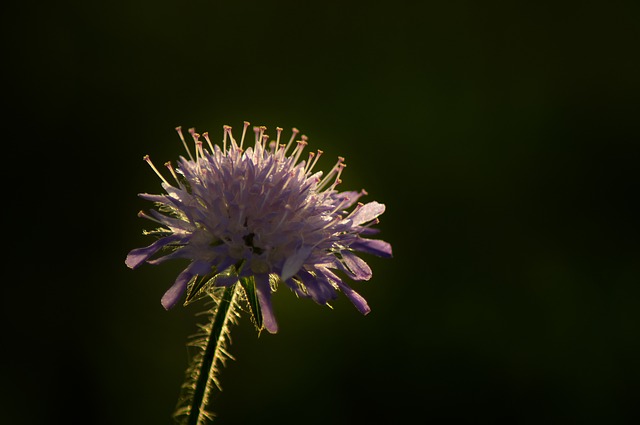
left=126, top=122, right=392, bottom=333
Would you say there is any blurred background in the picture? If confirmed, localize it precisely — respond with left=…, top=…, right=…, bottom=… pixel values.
left=2, top=0, right=639, bottom=424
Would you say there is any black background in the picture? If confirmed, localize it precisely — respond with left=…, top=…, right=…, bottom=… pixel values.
left=3, top=1, right=639, bottom=424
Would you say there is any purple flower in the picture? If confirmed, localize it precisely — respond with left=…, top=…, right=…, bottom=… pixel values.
left=126, top=122, right=392, bottom=333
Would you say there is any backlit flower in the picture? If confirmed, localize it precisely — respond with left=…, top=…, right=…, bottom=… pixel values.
left=126, top=122, right=392, bottom=333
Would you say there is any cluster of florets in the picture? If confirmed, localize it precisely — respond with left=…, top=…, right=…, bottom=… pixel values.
left=126, top=122, right=391, bottom=333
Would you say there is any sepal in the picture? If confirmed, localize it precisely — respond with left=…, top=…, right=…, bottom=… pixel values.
left=239, top=276, right=263, bottom=332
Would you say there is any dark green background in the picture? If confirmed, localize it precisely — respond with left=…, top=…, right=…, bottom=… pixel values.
left=3, top=1, right=639, bottom=424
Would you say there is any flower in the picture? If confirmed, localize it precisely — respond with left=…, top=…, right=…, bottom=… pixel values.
left=126, top=122, right=392, bottom=333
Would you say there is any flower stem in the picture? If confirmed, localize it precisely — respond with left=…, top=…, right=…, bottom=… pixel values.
left=186, top=283, right=238, bottom=425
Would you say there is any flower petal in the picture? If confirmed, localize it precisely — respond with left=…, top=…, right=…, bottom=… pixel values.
left=149, top=209, right=194, bottom=231
left=350, top=238, right=393, bottom=258
left=255, top=274, right=278, bottom=334
left=349, top=201, right=385, bottom=226
left=296, top=268, right=338, bottom=305
left=339, top=251, right=372, bottom=281
left=281, top=245, right=314, bottom=282
left=125, top=234, right=184, bottom=269
left=160, top=260, right=212, bottom=310
left=335, top=281, right=371, bottom=315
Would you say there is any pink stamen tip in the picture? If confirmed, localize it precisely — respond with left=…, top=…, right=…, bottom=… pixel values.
left=301, top=134, right=308, bottom=141
left=143, top=155, right=150, bottom=162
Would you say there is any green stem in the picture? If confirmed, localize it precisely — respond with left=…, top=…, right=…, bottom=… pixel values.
left=186, top=284, right=237, bottom=425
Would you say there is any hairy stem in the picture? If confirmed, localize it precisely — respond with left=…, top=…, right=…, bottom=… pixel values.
left=184, top=283, right=238, bottom=425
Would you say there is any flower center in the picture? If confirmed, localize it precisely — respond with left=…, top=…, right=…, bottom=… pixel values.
left=242, top=232, right=264, bottom=255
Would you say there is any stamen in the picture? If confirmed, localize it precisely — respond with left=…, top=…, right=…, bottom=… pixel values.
left=189, top=129, right=201, bottom=162
left=324, top=209, right=345, bottom=227
left=307, top=149, right=323, bottom=174
left=164, top=161, right=179, bottom=182
left=202, top=132, right=215, bottom=153
left=283, top=127, right=300, bottom=156
left=175, top=126, right=194, bottom=161
left=329, top=176, right=343, bottom=192
left=143, top=155, right=169, bottom=186
left=304, top=152, right=316, bottom=174
left=225, top=125, right=238, bottom=150
left=316, top=157, right=345, bottom=191
left=195, top=141, right=204, bottom=164
left=328, top=163, right=346, bottom=192
left=259, top=126, right=267, bottom=148
left=223, top=125, right=232, bottom=152
left=137, top=210, right=165, bottom=226
left=292, top=139, right=308, bottom=164
left=362, top=217, right=381, bottom=229
left=274, top=127, right=284, bottom=154
left=240, top=121, right=250, bottom=149
left=253, top=126, right=261, bottom=144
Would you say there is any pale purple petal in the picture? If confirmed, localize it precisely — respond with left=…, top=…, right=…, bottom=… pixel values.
left=349, top=201, right=385, bottom=225
left=160, top=260, right=213, bottom=310
left=125, top=234, right=184, bottom=269
left=149, top=209, right=194, bottom=231
left=255, top=274, right=278, bottom=333
left=350, top=238, right=393, bottom=258
left=281, top=245, right=314, bottom=281
left=359, top=227, right=380, bottom=236
left=161, top=270, right=192, bottom=310
left=296, top=268, right=337, bottom=305
left=338, top=251, right=373, bottom=281
left=335, top=281, right=370, bottom=315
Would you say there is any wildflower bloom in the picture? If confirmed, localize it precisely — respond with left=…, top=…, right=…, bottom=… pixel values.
left=126, top=122, right=392, bottom=333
